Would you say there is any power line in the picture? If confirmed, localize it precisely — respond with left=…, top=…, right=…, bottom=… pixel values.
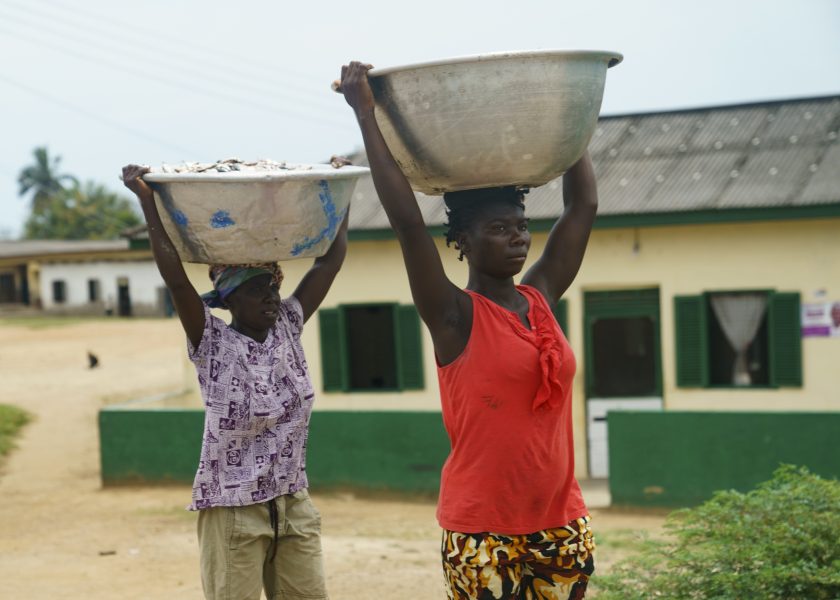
left=0, top=72, right=200, bottom=156
left=0, top=20, right=348, bottom=128
left=0, top=24, right=352, bottom=130
left=39, top=0, right=319, bottom=81
left=32, top=0, right=330, bottom=95
left=1, top=0, right=340, bottom=113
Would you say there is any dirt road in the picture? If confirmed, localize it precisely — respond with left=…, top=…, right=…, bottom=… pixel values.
left=0, top=318, right=663, bottom=599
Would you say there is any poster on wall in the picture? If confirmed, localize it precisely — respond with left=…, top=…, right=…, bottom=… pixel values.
left=801, top=302, right=840, bottom=337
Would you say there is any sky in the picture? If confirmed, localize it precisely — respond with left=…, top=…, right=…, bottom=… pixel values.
left=1, top=0, right=838, bottom=238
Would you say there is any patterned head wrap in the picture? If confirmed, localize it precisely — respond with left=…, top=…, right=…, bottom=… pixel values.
left=200, top=262, right=284, bottom=308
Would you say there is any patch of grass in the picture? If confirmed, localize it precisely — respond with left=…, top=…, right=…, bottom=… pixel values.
left=595, top=528, right=657, bottom=551
left=0, top=404, right=31, bottom=458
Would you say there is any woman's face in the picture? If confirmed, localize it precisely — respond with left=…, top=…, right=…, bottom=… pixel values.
left=224, top=274, right=281, bottom=331
left=461, top=202, right=531, bottom=277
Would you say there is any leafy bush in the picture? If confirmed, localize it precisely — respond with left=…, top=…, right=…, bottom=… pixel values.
left=594, top=465, right=840, bottom=600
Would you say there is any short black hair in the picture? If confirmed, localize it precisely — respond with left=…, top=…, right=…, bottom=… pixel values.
left=443, top=186, right=527, bottom=260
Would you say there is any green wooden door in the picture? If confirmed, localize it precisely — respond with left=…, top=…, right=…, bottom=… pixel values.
left=584, top=288, right=663, bottom=398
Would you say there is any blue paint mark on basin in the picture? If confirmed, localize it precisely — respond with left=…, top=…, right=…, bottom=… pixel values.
left=171, top=209, right=188, bottom=227
left=210, top=210, right=236, bottom=229
left=291, top=180, right=346, bottom=256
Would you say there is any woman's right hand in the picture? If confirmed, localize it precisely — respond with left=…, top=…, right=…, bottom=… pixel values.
left=339, top=61, right=376, bottom=117
left=121, top=164, right=153, bottom=202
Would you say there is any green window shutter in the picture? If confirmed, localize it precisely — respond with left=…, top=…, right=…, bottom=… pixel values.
left=553, top=298, right=569, bottom=335
left=768, top=292, right=802, bottom=387
left=395, top=304, right=425, bottom=390
left=318, top=308, right=347, bottom=392
left=674, top=295, right=709, bottom=387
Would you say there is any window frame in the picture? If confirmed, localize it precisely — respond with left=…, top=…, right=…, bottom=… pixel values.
left=318, top=302, right=425, bottom=394
left=583, top=288, right=663, bottom=399
left=704, top=289, right=773, bottom=389
left=88, top=278, right=101, bottom=303
left=0, top=272, right=16, bottom=303
left=52, top=279, right=67, bottom=304
left=674, top=289, right=802, bottom=389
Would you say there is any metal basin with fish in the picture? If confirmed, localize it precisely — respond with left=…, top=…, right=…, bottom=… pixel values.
left=364, top=49, right=622, bottom=194
left=143, top=165, right=369, bottom=264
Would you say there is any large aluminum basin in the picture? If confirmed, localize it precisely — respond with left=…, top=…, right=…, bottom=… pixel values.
left=143, top=166, right=368, bottom=264
left=367, top=50, right=622, bottom=194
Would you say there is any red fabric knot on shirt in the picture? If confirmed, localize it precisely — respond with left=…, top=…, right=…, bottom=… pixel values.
left=532, top=304, right=565, bottom=412
left=499, top=294, right=565, bottom=412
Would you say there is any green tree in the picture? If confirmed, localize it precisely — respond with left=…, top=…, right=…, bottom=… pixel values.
left=17, top=147, right=77, bottom=213
left=23, top=181, right=142, bottom=240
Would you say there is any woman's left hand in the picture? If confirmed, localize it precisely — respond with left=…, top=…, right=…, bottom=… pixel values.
left=339, top=61, right=376, bottom=117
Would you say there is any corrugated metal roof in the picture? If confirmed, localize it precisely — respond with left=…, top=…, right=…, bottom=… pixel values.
left=588, top=119, right=632, bottom=155
left=0, top=239, right=129, bottom=259
left=646, top=151, right=741, bottom=212
left=345, top=95, right=840, bottom=229
left=689, top=108, right=767, bottom=150
left=120, top=95, right=839, bottom=240
left=716, top=147, right=822, bottom=208
left=800, top=143, right=840, bottom=205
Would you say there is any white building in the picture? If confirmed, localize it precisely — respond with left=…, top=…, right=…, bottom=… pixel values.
left=0, top=240, right=169, bottom=317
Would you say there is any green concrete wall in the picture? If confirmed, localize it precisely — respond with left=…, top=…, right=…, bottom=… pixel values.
left=305, top=411, right=450, bottom=492
left=608, top=411, right=840, bottom=507
left=99, top=408, right=204, bottom=484
left=99, top=408, right=451, bottom=491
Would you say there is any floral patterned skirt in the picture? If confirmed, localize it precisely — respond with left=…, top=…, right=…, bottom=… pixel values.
left=442, top=516, right=595, bottom=600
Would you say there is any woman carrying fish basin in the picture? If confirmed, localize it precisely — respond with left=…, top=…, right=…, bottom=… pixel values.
left=122, top=162, right=350, bottom=600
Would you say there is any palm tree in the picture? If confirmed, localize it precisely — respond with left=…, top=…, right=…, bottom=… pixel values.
left=17, top=147, right=78, bottom=214
left=23, top=180, right=142, bottom=240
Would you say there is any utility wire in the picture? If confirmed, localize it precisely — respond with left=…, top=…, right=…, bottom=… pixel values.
left=31, top=0, right=331, bottom=96
left=0, top=72, right=200, bottom=156
left=1, top=0, right=340, bottom=113
left=0, top=24, right=352, bottom=130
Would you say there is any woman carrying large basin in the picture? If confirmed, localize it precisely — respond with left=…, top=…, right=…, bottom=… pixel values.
left=340, top=58, right=605, bottom=600
left=121, top=164, right=349, bottom=600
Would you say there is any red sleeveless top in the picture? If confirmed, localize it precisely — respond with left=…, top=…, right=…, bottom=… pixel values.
left=436, top=284, right=587, bottom=534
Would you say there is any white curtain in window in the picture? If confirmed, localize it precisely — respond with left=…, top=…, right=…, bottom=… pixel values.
left=710, top=294, right=767, bottom=385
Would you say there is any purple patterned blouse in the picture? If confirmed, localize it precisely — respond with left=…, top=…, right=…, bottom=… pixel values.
left=187, top=297, right=313, bottom=510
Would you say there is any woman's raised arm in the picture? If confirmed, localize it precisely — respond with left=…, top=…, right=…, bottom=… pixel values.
left=340, top=62, right=471, bottom=358
left=292, top=210, right=349, bottom=323
left=522, top=151, right=598, bottom=304
left=122, top=164, right=205, bottom=347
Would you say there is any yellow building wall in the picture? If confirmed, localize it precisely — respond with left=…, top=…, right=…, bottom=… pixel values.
left=571, top=218, right=839, bottom=412
left=182, top=216, right=840, bottom=477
